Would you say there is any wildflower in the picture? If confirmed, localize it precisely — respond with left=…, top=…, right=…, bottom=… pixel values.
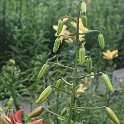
left=76, top=84, right=87, bottom=96
left=53, top=25, right=73, bottom=44
left=103, top=50, right=118, bottom=60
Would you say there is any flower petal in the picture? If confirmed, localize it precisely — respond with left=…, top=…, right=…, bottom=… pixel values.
left=103, top=50, right=118, bottom=60
left=14, top=109, right=24, bottom=123
left=63, top=17, right=69, bottom=22
left=53, top=25, right=57, bottom=31
left=10, top=111, right=16, bottom=124
left=28, top=119, right=43, bottom=124
left=111, top=50, right=118, bottom=58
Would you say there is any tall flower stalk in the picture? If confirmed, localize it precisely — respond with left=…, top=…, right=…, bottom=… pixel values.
left=35, top=0, right=120, bottom=124
left=67, top=0, right=81, bottom=123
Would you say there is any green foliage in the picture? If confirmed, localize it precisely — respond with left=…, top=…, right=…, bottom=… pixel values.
left=0, top=0, right=124, bottom=123
left=0, top=59, right=29, bottom=109
left=0, top=0, right=75, bottom=69
left=0, top=0, right=123, bottom=69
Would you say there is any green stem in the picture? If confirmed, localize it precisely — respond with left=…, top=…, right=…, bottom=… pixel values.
left=68, top=47, right=79, bottom=123
left=44, top=107, right=66, bottom=120
left=53, top=86, right=71, bottom=95
left=48, top=62, right=74, bottom=70
left=110, top=60, right=113, bottom=81
left=78, top=72, right=102, bottom=79
left=61, top=78, right=73, bottom=86
left=75, top=106, right=106, bottom=110
left=56, top=91, right=59, bottom=124
left=67, top=1, right=81, bottom=123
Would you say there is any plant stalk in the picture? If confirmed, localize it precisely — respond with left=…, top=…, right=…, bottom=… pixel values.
left=67, top=1, right=81, bottom=123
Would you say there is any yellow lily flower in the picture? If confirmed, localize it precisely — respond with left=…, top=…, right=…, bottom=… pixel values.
left=103, top=50, right=118, bottom=60
left=76, top=84, right=87, bottom=96
left=71, top=18, right=89, bottom=42
left=53, top=25, right=73, bottom=44
left=63, top=17, right=69, bottom=23
left=71, top=18, right=88, bottom=31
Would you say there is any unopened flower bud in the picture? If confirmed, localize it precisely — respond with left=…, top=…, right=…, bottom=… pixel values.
left=53, top=38, right=61, bottom=53
left=106, top=107, right=120, bottom=124
left=8, top=97, right=13, bottom=106
left=37, top=63, right=49, bottom=79
left=79, top=47, right=85, bottom=65
left=8, top=59, right=15, bottom=65
left=98, top=33, right=105, bottom=49
left=57, top=20, right=63, bottom=35
left=81, top=15, right=87, bottom=27
left=36, top=86, right=52, bottom=104
left=81, top=1, right=86, bottom=14
left=101, top=73, right=114, bottom=92
left=0, top=114, right=11, bottom=124
left=86, top=57, right=92, bottom=72
left=28, top=106, right=43, bottom=118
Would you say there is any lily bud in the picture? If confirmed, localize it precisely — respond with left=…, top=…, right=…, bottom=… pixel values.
left=28, top=106, right=42, bottom=118
left=106, top=107, right=120, bottom=124
left=36, top=86, right=52, bottom=104
left=101, top=73, right=114, bottom=92
left=8, top=97, right=13, bottom=106
left=53, top=38, right=61, bottom=53
left=79, top=47, right=85, bottom=65
left=0, top=114, right=11, bottom=124
left=37, top=63, right=49, bottom=79
left=98, top=33, right=105, bottom=49
left=57, top=20, right=63, bottom=35
left=81, top=15, right=87, bottom=27
left=86, top=57, right=92, bottom=72
left=81, top=1, right=86, bottom=14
